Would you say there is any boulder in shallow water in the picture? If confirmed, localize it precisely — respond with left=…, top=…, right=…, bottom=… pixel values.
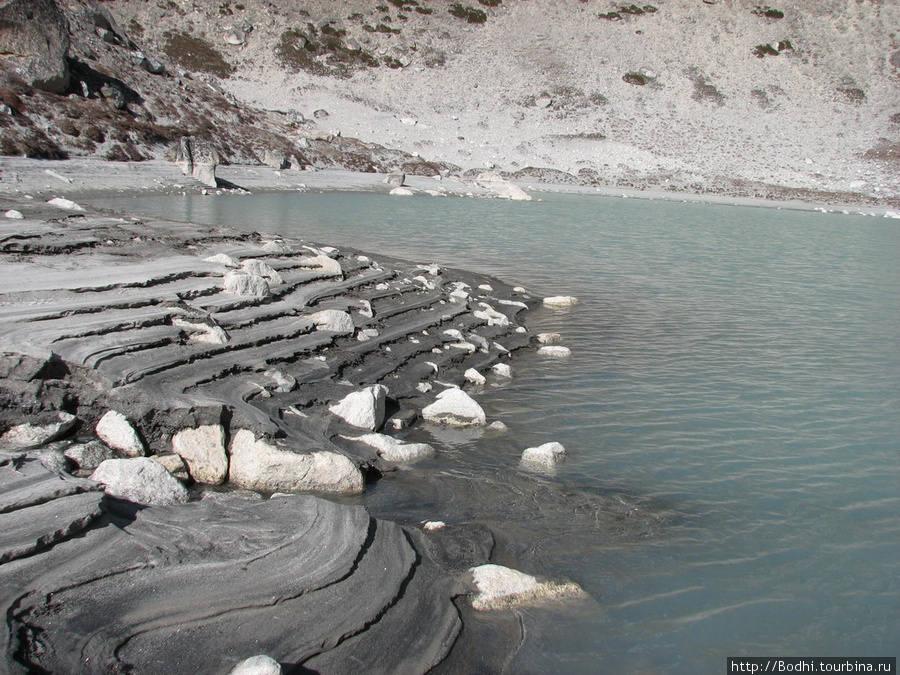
left=91, top=457, right=190, bottom=505
left=520, top=441, right=566, bottom=468
left=172, top=424, right=228, bottom=484
left=95, top=410, right=145, bottom=457
left=345, top=433, right=435, bottom=464
left=328, top=385, right=388, bottom=430
left=469, top=563, right=587, bottom=610
left=543, top=295, right=579, bottom=307
left=422, top=388, right=486, bottom=427
left=537, top=345, right=572, bottom=358
left=228, top=429, right=364, bottom=494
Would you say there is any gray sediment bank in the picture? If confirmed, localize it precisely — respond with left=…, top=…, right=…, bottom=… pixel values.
left=0, top=189, right=658, bottom=673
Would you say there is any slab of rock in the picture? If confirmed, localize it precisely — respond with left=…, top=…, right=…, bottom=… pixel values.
left=345, top=433, right=436, bottom=464
left=422, top=388, right=487, bottom=427
left=91, top=457, right=189, bottom=505
left=228, top=429, right=364, bottom=494
left=520, top=441, right=566, bottom=468
left=309, top=309, right=355, bottom=335
left=0, top=411, right=76, bottom=451
left=95, top=410, right=146, bottom=457
left=328, top=385, right=388, bottom=430
left=469, top=563, right=586, bottom=610
left=172, top=424, right=228, bottom=485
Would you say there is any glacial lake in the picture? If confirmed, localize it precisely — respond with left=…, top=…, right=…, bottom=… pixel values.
left=92, top=190, right=900, bottom=673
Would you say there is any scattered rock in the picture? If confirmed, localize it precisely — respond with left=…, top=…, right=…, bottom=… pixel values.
left=0, top=0, right=70, bottom=93
left=204, top=253, right=240, bottom=267
left=520, top=441, right=566, bottom=468
left=172, top=424, right=228, bottom=484
left=131, top=50, right=165, bottom=75
left=390, top=187, right=414, bottom=196
left=0, top=412, right=76, bottom=451
left=228, top=429, right=364, bottom=494
left=228, top=656, right=282, bottom=675
left=328, top=385, right=388, bottom=430
left=172, top=316, right=230, bottom=345
left=47, top=197, right=84, bottom=211
left=473, top=302, right=510, bottom=327
left=100, top=83, right=127, bottom=110
left=4, top=210, right=24, bottom=219
left=309, top=309, right=355, bottom=335
left=95, top=410, right=146, bottom=458
left=28, top=447, right=71, bottom=473
left=152, top=453, right=190, bottom=481
left=422, top=388, right=487, bottom=427
left=313, top=109, right=329, bottom=119
left=64, top=440, right=116, bottom=472
left=469, top=563, right=586, bottom=610
left=537, top=345, right=572, bottom=358
left=223, top=270, right=270, bottom=296
left=543, top=296, right=579, bottom=307
left=475, top=171, right=532, bottom=201
left=491, top=363, right=513, bottom=378
left=91, top=457, right=190, bottom=505
left=537, top=332, right=562, bottom=344
left=304, top=254, right=342, bottom=277
left=346, top=433, right=436, bottom=463
left=464, top=368, right=486, bottom=386
left=422, top=521, right=446, bottom=531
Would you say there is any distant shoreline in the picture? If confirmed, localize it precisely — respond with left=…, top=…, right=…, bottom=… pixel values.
left=2, top=157, right=897, bottom=218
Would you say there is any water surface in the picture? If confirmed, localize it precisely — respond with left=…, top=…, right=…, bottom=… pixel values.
left=93, top=191, right=900, bottom=673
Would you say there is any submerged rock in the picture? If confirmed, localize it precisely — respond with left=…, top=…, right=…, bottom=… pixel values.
left=91, top=457, right=190, bottom=505
left=469, top=563, right=586, bottom=610
left=345, top=433, right=436, bottom=464
left=520, top=441, right=566, bottom=468
left=422, top=388, right=487, bottom=427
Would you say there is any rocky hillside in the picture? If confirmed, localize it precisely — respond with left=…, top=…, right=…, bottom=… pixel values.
left=2, top=0, right=898, bottom=203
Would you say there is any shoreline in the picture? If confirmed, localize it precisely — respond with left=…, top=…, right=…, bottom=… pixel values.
left=2, top=157, right=898, bottom=217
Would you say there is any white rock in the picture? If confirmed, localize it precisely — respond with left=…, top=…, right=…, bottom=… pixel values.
left=400, top=117, right=418, bottom=125
left=203, top=253, right=240, bottom=267
left=172, top=317, right=229, bottom=344
left=464, top=368, right=486, bottom=386
left=47, top=197, right=84, bottom=211
left=473, top=303, right=510, bottom=327
left=91, top=457, right=189, bottom=505
left=520, top=441, right=566, bottom=468
left=474, top=171, right=532, bottom=201
left=537, top=345, right=572, bottom=357
left=346, top=433, right=436, bottom=463
left=491, top=363, right=513, bottom=378
left=228, top=655, right=282, bottom=675
left=264, top=369, right=296, bottom=393
left=261, top=240, right=289, bottom=253
left=328, top=385, right=388, bottom=430
left=357, top=328, right=380, bottom=341
left=223, top=270, right=269, bottom=296
left=449, top=341, right=477, bottom=354
left=442, top=329, right=463, bottom=340
left=241, top=259, right=283, bottom=285
left=4, top=209, right=24, bottom=219
left=537, top=332, right=562, bottom=344
left=422, top=388, right=486, bottom=427
left=0, top=412, right=76, bottom=451
left=478, top=284, right=493, bottom=291
left=543, top=296, right=579, bottom=307
left=308, top=309, right=355, bottom=334
left=305, top=254, right=342, bottom=277
left=487, top=420, right=509, bottom=433
left=416, top=382, right=433, bottom=393
left=389, top=187, right=414, bottom=196
left=470, top=563, right=586, bottom=611
left=172, top=424, right=228, bottom=484
left=422, top=521, right=446, bottom=531
left=228, top=429, right=363, bottom=494
left=152, top=453, right=190, bottom=481
left=95, top=410, right=145, bottom=457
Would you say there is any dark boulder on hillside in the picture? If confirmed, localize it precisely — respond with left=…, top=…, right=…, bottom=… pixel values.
left=0, top=0, right=70, bottom=93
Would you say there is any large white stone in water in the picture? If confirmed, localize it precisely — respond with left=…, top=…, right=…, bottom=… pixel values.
left=470, top=564, right=586, bottom=610
left=347, top=433, right=436, bottom=463
left=228, top=429, right=363, bottom=494
left=422, top=388, right=486, bottom=427
left=91, top=457, right=189, bottom=505
left=537, top=345, right=572, bottom=358
left=520, top=441, right=566, bottom=468
left=543, top=295, right=579, bottom=307
left=328, top=385, right=389, bottom=430
left=95, top=410, right=145, bottom=457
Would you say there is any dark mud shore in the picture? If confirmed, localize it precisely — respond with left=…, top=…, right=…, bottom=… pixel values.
left=0, top=191, right=659, bottom=674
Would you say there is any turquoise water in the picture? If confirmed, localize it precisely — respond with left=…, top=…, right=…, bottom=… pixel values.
left=93, top=191, right=900, bottom=673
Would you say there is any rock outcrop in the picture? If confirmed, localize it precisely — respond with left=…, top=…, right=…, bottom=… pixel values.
left=0, top=0, right=70, bottom=93
left=172, top=136, right=220, bottom=188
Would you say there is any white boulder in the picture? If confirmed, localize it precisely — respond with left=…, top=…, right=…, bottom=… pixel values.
left=491, top=363, right=513, bottom=378
left=521, top=441, right=566, bottom=468
left=464, top=368, right=486, bottom=386
left=47, top=197, right=84, bottom=211
left=469, top=564, right=586, bottom=611
left=328, top=385, right=388, bottom=430
left=4, top=209, right=24, bottom=219
left=537, top=332, right=562, bottom=344
left=241, top=259, right=283, bottom=285
left=228, top=429, right=363, bottom=494
left=228, top=655, right=282, bottom=675
left=543, top=296, right=579, bottom=307
left=389, top=187, right=414, bottom=196
left=152, top=453, right=190, bottom=481
left=305, top=254, right=342, bottom=277
left=474, top=171, right=532, bottom=201
left=91, top=457, right=189, bottom=505
left=203, top=253, right=240, bottom=267
left=308, top=309, right=355, bottom=335
left=422, top=388, right=486, bottom=427
left=537, top=345, right=572, bottom=358
left=346, top=433, right=436, bottom=463
left=95, top=410, right=145, bottom=457
left=172, top=424, right=228, bottom=484
left=223, top=270, right=269, bottom=296
left=0, top=411, right=76, bottom=451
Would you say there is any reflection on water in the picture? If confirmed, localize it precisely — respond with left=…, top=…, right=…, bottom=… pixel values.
left=91, top=191, right=900, bottom=673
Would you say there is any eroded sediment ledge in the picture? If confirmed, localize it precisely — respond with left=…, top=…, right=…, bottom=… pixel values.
left=0, top=193, right=575, bottom=673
